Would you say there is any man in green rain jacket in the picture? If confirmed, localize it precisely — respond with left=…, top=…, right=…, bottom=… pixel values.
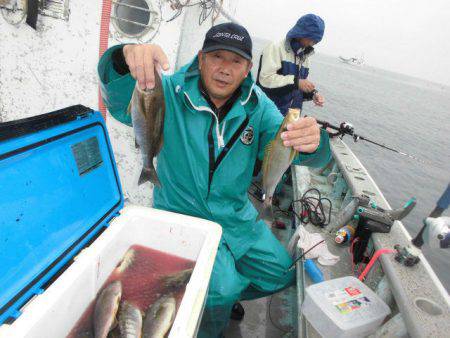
left=98, top=22, right=331, bottom=337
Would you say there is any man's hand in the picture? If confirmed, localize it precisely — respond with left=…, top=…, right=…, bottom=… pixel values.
left=298, top=79, right=315, bottom=93
left=123, top=44, right=170, bottom=90
left=313, top=92, right=325, bottom=107
left=281, top=116, right=321, bottom=153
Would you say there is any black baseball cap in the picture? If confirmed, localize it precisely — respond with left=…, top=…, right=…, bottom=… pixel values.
left=202, top=22, right=253, bottom=60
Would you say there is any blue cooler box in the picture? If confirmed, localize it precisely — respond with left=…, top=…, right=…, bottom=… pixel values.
left=0, top=106, right=221, bottom=338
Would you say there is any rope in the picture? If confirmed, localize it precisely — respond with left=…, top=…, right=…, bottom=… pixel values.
left=166, top=0, right=222, bottom=25
left=98, top=0, right=113, bottom=119
left=358, top=248, right=396, bottom=281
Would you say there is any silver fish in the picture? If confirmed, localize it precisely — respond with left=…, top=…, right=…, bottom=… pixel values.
left=129, top=70, right=165, bottom=187
left=118, top=301, right=143, bottom=338
left=162, top=268, right=193, bottom=291
left=94, top=280, right=122, bottom=338
left=74, top=329, right=94, bottom=338
left=107, top=326, right=121, bottom=338
left=142, top=295, right=176, bottom=338
left=259, top=108, right=301, bottom=219
left=116, top=248, right=135, bottom=274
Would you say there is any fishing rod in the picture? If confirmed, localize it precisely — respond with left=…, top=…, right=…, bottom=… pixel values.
left=316, top=119, right=429, bottom=165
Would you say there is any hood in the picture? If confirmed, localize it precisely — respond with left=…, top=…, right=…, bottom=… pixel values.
left=286, top=14, right=325, bottom=44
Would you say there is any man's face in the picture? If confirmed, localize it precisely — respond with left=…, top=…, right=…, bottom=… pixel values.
left=198, top=50, right=252, bottom=105
left=297, top=37, right=316, bottom=48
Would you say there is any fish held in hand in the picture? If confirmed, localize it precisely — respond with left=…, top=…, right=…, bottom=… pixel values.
left=259, top=108, right=301, bottom=220
left=129, top=70, right=165, bottom=187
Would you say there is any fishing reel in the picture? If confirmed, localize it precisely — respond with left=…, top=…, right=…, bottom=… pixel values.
left=320, top=121, right=356, bottom=139
left=340, top=122, right=354, bottom=136
left=339, top=122, right=363, bottom=142
left=351, top=197, right=416, bottom=264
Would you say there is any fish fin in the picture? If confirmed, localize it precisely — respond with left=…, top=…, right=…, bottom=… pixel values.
left=162, top=268, right=193, bottom=290
left=289, top=148, right=297, bottom=163
left=134, top=138, right=140, bottom=149
left=110, top=316, right=118, bottom=332
left=116, top=249, right=135, bottom=273
left=138, top=167, right=161, bottom=187
left=262, top=141, right=273, bottom=175
left=126, top=88, right=135, bottom=116
left=126, top=101, right=131, bottom=115
left=157, top=133, right=164, bottom=154
left=256, top=198, right=273, bottom=221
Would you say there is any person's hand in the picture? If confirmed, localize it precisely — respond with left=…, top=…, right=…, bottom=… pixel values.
left=313, top=92, right=324, bottom=107
left=281, top=116, right=321, bottom=153
left=123, top=44, right=170, bottom=90
left=298, top=79, right=315, bottom=92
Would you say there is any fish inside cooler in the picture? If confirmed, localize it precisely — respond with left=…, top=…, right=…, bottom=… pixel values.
left=68, top=245, right=195, bottom=338
left=1, top=206, right=221, bottom=338
left=0, top=107, right=221, bottom=338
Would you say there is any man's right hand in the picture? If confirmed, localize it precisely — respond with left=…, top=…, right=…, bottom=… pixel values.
left=298, top=79, right=315, bottom=93
left=123, top=44, right=170, bottom=90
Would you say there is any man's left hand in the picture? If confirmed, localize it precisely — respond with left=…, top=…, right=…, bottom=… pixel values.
left=313, top=92, right=324, bottom=107
left=281, top=117, right=321, bottom=153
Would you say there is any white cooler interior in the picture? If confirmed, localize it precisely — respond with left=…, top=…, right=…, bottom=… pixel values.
left=0, top=205, right=222, bottom=338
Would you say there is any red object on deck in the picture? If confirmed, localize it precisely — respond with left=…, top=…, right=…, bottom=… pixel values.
left=274, top=220, right=287, bottom=229
left=98, top=0, right=112, bottom=119
left=358, top=248, right=396, bottom=281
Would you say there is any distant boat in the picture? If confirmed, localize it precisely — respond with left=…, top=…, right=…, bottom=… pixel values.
left=339, top=55, right=364, bottom=65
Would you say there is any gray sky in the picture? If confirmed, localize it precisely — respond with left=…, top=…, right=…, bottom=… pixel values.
left=235, top=0, right=450, bottom=86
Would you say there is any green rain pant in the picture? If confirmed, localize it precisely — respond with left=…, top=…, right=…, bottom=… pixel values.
left=197, top=222, right=295, bottom=337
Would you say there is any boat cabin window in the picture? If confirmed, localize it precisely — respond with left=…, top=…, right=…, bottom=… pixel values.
left=112, top=0, right=155, bottom=37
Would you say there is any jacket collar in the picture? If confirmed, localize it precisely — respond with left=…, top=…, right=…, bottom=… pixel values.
left=172, top=56, right=259, bottom=120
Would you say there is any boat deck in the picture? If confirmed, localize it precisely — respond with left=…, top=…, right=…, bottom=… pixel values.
left=224, top=137, right=450, bottom=337
left=224, top=184, right=297, bottom=337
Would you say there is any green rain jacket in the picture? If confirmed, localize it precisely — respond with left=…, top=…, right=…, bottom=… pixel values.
left=98, top=45, right=331, bottom=259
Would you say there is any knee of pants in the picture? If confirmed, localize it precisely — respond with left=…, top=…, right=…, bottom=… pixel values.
left=206, top=269, right=249, bottom=307
left=206, top=245, right=250, bottom=307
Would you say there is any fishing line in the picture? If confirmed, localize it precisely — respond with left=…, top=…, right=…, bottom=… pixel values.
left=288, top=239, right=326, bottom=271
left=267, top=239, right=326, bottom=334
left=268, top=292, right=291, bottom=334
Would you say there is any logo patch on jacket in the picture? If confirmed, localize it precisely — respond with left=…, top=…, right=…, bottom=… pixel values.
left=240, top=126, right=254, bottom=145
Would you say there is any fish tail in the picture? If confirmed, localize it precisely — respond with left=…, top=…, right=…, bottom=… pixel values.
left=257, top=198, right=273, bottom=221
left=138, top=167, right=161, bottom=187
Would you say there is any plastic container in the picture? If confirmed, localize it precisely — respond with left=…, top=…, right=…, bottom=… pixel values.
left=0, top=205, right=221, bottom=338
left=304, top=259, right=324, bottom=283
left=0, top=107, right=222, bottom=338
left=301, top=276, right=391, bottom=338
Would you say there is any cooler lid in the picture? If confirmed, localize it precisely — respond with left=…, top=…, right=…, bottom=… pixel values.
left=0, top=105, right=124, bottom=324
